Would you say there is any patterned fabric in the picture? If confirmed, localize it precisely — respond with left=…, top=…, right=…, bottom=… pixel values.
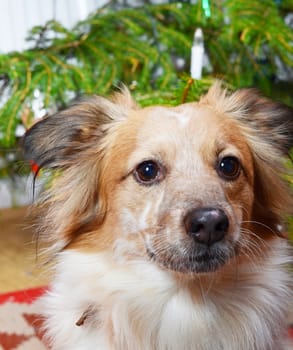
left=0, top=287, right=47, bottom=350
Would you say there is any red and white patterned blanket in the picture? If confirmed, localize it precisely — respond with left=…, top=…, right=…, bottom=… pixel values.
left=0, top=287, right=47, bottom=350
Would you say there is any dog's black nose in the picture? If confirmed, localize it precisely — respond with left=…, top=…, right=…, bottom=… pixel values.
left=184, top=208, right=229, bottom=246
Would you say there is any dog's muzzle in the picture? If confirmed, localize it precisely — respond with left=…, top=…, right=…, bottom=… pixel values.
left=146, top=206, right=235, bottom=274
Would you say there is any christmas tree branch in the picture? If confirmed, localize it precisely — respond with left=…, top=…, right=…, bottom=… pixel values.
left=0, top=1, right=292, bottom=148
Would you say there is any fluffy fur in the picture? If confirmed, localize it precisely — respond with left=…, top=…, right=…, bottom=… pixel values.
left=24, top=83, right=293, bottom=350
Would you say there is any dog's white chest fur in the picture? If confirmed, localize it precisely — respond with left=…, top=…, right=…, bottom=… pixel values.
left=42, top=242, right=291, bottom=350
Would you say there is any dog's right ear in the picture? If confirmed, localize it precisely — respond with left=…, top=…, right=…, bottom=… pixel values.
left=23, top=90, right=138, bottom=249
left=23, top=94, right=133, bottom=170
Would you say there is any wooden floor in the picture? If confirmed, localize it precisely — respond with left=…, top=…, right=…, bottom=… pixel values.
left=0, top=206, right=48, bottom=293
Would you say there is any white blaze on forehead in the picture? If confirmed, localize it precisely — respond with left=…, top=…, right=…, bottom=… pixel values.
left=168, top=110, right=192, bottom=129
left=128, top=103, right=215, bottom=183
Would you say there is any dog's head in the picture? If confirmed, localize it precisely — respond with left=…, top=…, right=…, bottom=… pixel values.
left=24, top=84, right=293, bottom=274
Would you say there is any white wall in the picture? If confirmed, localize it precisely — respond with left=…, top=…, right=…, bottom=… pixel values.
left=0, top=0, right=107, bottom=53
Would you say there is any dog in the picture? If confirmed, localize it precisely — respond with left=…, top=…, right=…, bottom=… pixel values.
left=24, top=83, right=293, bottom=350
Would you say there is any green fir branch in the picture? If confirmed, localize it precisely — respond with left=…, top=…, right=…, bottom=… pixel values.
left=0, top=1, right=292, bottom=148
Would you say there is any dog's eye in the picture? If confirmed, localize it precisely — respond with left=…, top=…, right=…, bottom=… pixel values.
left=217, top=156, right=241, bottom=180
left=134, top=160, right=161, bottom=184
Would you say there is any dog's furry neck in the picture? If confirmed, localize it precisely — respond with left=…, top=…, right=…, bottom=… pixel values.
left=42, top=238, right=291, bottom=350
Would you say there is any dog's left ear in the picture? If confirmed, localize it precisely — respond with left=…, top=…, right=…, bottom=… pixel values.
left=233, top=89, right=293, bottom=156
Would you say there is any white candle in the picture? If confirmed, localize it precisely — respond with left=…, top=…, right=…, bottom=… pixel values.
left=190, top=28, right=204, bottom=80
